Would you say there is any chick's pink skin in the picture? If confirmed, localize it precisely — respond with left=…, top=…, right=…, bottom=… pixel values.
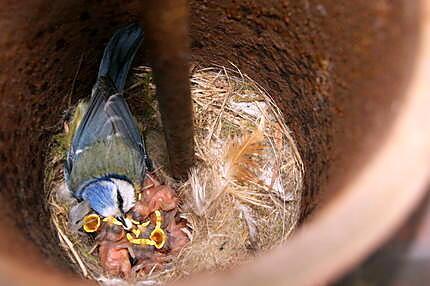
left=96, top=224, right=125, bottom=242
left=96, top=224, right=131, bottom=277
left=125, top=175, right=188, bottom=274
left=99, top=240, right=132, bottom=277
left=166, top=218, right=189, bottom=254
left=132, top=250, right=171, bottom=274
left=134, top=185, right=178, bottom=219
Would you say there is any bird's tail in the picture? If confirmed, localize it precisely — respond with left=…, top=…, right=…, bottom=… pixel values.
left=98, top=23, right=143, bottom=91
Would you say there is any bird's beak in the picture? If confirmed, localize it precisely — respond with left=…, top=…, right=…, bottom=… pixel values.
left=116, top=216, right=133, bottom=231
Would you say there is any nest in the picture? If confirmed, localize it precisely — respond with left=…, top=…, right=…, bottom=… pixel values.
left=45, top=65, right=304, bottom=285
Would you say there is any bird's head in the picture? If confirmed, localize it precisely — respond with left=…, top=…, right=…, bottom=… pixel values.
left=79, top=177, right=136, bottom=230
left=113, top=215, right=133, bottom=231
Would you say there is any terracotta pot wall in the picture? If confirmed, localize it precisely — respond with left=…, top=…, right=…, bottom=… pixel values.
left=0, top=1, right=425, bottom=285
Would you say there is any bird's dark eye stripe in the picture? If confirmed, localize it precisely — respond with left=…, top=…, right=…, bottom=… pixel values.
left=116, top=189, right=124, bottom=213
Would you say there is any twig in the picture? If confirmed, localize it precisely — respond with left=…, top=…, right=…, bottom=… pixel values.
left=205, top=89, right=230, bottom=144
left=56, top=225, right=89, bottom=278
left=68, top=54, right=84, bottom=107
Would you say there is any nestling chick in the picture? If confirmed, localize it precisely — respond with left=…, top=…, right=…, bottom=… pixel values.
left=64, top=23, right=153, bottom=229
left=132, top=185, right=178, bottom=220
left=97, top=223, right=132, bottom=277
left=132, top=250, right=170, bottom=274
left=128, top=219, right=170, bottom=274
left=165, top=213, right=189, bottom=254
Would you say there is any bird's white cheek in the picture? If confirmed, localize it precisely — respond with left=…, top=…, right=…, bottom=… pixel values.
left=100, top=206, right=120, bottom=218
left=111, top=178, right=136, bottom=212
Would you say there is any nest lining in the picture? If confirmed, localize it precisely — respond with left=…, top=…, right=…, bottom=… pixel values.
left=45, top=65, right=304, bottom=285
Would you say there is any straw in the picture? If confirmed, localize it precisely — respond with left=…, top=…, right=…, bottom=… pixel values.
left=44, top=65, right=304, bottom=285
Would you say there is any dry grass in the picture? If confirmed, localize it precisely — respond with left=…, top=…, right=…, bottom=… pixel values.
left=44, top=65, right=304, bottom=285
left=163, top=66, right=304, bottom=281
left=45, top=140, right=103, bottom=280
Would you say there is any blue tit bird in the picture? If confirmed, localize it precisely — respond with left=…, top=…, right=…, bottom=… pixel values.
left=64, top=23, right=152, bottom=230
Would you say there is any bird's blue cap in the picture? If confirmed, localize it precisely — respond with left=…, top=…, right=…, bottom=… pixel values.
left=77, top=179, right=119, bottom=218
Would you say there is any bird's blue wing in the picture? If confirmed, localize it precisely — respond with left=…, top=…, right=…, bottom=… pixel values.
left=65, top=78, right=147, bottom=180
left=98, top=23, right=143, bottom=91
left=64, top=23, right=150, bottom=190
left=105, top=92, right=146, bottom=154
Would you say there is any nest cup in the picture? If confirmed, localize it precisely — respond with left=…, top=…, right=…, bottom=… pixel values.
left=46, top=65, right=304, bottom=284
left=0, top=1, right=425, bottom=286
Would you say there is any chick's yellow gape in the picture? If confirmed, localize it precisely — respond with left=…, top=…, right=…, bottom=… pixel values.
left=126, top=210, right=167, bottom=249
left=83, top=210, right=168, bottom=250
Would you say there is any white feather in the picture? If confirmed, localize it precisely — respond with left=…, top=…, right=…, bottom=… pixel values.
left=56, top=182, right=76, bottom=205
left=189, top=167, right=207, bottom=216
left=111, top=178, right=136, bottom=213
left=237, top=203, right=258, bottom=243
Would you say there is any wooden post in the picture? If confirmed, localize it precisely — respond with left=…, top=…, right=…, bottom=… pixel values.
left=139, top=0, right=194, bottom=179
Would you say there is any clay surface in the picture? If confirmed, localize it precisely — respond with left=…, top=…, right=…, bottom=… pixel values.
left=0, top=0, right=420, bottom=281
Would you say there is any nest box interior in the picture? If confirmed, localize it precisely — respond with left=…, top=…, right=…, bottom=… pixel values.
left=0, top=0, right=420, bottom=285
